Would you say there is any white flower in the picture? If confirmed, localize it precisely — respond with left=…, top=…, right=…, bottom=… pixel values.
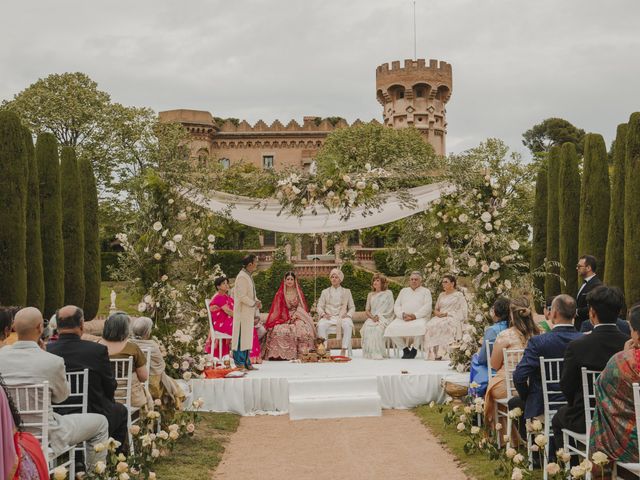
left=470, top=426, right=480, bottom=434
left=535, top=434, right=548, bottom=447
left=177, top=211, right=187, bottom=221
left=149, top=473, right=156, bottom=480
left=161, top=229, right=168, bottom=237
left=161, top=274, right=168, bottom=281
left=356, top=181, right=366, bottom=190
left=467, top=257, right=477, bottom=268
left=168, top=198, right=174, bottom=204
left=546, top=463, right=560, bottom=475
left=481, top=264, right=490, bottom=273
left=187, top=423, right=195, bottom=433
left=495, top=422, right=503, bottom=430
left=116, top=461, right=129, bottom=473
left=556, top=448, right=571, bottom=463
left=208, top=234, right=215, bottom=242
left=158, top=430, right=169, bottom=440
left=480, top=212, right=492, bottom=222
left=509, top=239, right=520, bottom=250
left=154, top=253, right=162, bottom=260
left=429, top=401, right=435, bottom=408
left=172, top=362, right=179, bottom=369
left=591, top=451, right=608, bottom=466
left=94, top=442, right=106, bottom=452
left=119, top=474, right=130, bottom=480
left=458, top=213, right=468, bottom=223
left=342, top=175, right=351, bottom=183
left=504, top=279, right=512, bottom=290
left=181, top=361, right=190, bottom=370
left=463, top=406, right=472, bottom=414
left=434, top=232, right=442, bottom=239
left=484, top=223, right=493, bottom=231
left=52, top=466, right=68, bottom=480
left=513, top=453, right=524, bottom=464
left=508, top=407, right=522, bottom=419
left=459, top=414, right=467, bottom=422
left=456, top=422, right=465, bottom=432
left=372, top=183, right=379, bottom=191
left=169, top=430, right=179, bottom=440
left=570, top=465, right=586, bottom=478
left=183, top=371, right=192, bottom=380
left=530, top=419, right=543, bottom=432
left=505, top=447, right=517, bottom=458
left=579, top=459, right=593, bottom=472
left=511, top=467, right=523, bottom=480
left=151, top=448, right=160, bottom=458
left=168, top=424, right=179, bottom=432
left=408, top=247, right=417, bottom=255
left=530, top=444, right=539, bottom=452
left=173, top=234, right=183, bottom=242
left=94, top=461, right=107, bottom=474
left=163, top=240, right=177, bottom=252
left=129, top=425, right=140, bottom=435
left=152, top=221, right=162, bottom=231
left=489, top=261, right=500, bottom=270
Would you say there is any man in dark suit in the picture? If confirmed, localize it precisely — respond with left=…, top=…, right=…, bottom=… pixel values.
left=552, top=285, right=629, bottom=449
left=509, top=295, right=582, bottom=437
left=574, top=255, right=603, bottom=331
left=579, top=316, right=630, bottom=335
left=47, top=305, right=128, bottom=447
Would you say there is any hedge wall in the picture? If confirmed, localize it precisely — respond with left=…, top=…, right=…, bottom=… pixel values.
left=209, top=250, right=248, bottom=279
left=373, top=249, right=407, bottom=277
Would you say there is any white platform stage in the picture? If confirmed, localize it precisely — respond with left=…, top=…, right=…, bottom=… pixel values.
left=189, top=351, right=455, bottom=418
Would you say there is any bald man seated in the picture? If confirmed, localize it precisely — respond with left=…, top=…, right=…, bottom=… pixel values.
left=0, top=307, right=109, bottom=470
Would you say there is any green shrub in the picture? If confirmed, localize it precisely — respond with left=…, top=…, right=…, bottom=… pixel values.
left=625, top=112, right=640, bottom=305
left=558, top=143, right=580, bottom=295
left=530, top=159, right=547, bottom=310
left=101, top=252, right=120, bottom=280
left=80, top=157, right=101, bottom=319
left=373, top=249, right=406, bottom=277
left=209, top=250, right=248, bottom=278
left=605, top=124, right=627, bottom=290
left=544, top=146, right=561, bottom=297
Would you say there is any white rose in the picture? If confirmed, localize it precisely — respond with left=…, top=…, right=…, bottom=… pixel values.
left=470, top=426, right=480, bottom=434
left=495, top=422, right=502, bottom=430
left=530, top=419, right=543, bottom=432
left=530, top=444, right=539, bottom=452
left=579, top=459, right=593, bottom=472
left=116, top=461, right=129, bottom=473
left=187, top=423, right=195, bottom=433
left=152, top=221, right=163, bottom=231
left=485, top=223, right=493, bottom=231
left=158, top=430, right=169, bottom=440
left=508, top=407, right=522, bottom=418
left=372, top=183, right=379, bottom=191
left=94, top=461, right=107, bottom=474
left=511, top=467, right=523, bottom=480
left=481, top=264, right=490, bottom=273
left=489, top=261, right=500, bottom=270
left=94, top=442, right=106, bottom=453
left=408, top=247, right=417, bottom=255
left=504, top=279, right=512, bottom=289
left=546, top=463, right=561, bottom=475
left=556, top=448, right=571, bottom=463
left=183, top=371, right=192, bottom=380
left=161, top=229, right=168, bottom=237
left=591, top=451, right=608, bottom=465
left=137, top=302, right=147, bottom=312
left=509, top=239, right=520, bottom=250
left=459, top=414, right=467, bottom=422
left=456, top=422, right=465, bottom=432
left=505, top=447, right=517, bottom=458
left=161, top=274, right=168, bottom=281
left=151, top=449, right=160, bottom=458
left=535, top=434, right=548, bottom=447
left=480, top=212, right=492, bottom=222
left=129, top=425, right=140, bottom=435
left=181, top=361, right=190, bottom=370
left=149, top=473, right=156, bottom=480
left=467, top=257, right=477, bottom=268
left=168, top=198, right=174, bottom=204
left=458, top=213, right=468, bottom=223
left=513, top=453, right=524, bottom=464
left=177, top=211, right=187, bottom=221
left=173, top=234, right=183, bottom=242
left=570, top=466, right=586, bottom=478
left=356, top=181, right=366, bottom=190
left=119, top=474, right=130, bottom=480
left=342, top=175, right=351, bottom=183
left=52, top=467, right=68, bottom=480
left=154, top=253, right=162, bottom=260
left=169, top=430, right=179, bottom=440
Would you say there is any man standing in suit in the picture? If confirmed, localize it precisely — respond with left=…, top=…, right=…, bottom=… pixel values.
left=510, top=295, right=582, bottom=436
left=232, top=254, right=261, bottom=370
left=0, top=307, right=109, bottom=469
left=575, top=255, right=603, bottom=331
left=552, top=285, right=629, bottom=449
left=48, top=305, right=129, bottom=447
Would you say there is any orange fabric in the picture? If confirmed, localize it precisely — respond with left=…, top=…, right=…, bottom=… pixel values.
left=14, top=432, right=48, bottom=480
left=203, top=368, right=241, bottom=379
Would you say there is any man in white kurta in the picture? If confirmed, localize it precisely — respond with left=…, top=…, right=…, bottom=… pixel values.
left=232, top=254, right=261, bottom=369
left=384, top=271, right=432, bottom=359
left=316, top=268, right=356, bottom=356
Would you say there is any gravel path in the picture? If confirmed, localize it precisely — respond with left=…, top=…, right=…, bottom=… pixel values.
left=213, top=410, right=468, bottom=480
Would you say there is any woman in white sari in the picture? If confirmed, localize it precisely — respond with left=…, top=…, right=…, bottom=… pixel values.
left=361, top=274, right=395, bottom=359
left=424, top=275, right=468, bottom=360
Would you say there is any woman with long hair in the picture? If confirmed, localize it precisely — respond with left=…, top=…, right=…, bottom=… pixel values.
left=263, top=271, right=316, bottom=360
left=484, top=296, right=539, bottom=430
left=360, top=273, right=395, bottom=359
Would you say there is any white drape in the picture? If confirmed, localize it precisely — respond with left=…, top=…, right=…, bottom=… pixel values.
left=182, top=182, right=451, bottom=233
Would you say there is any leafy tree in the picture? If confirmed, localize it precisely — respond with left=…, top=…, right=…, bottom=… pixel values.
left=0, top=111, right=28, bottom=305
left=544, top=146, right=561, bottom=297
left=213, top=117, right=240, bottom=127
left=79, top=157, right=101, bottom=319
left=23, top=126, right=44, bottom=310
left=37, top=133, right=64, bottom=317
left=60, top=147, right=85, bottom=306
left=625, top=113, right=640, bottom=305
left=530, top=159, right=547, bottom=308
left=522, top=118, right=586, bottom=156
left=604, top=124, right=627, bottom=290
left=558, top=143, right=580, bottom=295
left=579, top=133, right=610, bottom=273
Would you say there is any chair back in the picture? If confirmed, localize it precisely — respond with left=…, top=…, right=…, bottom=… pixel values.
left=486, top=340, right=495, bottom=381
left=141, top=349, right=151, bottom=391
left=539, top=357, right=566, bottom=426
left=6, top=382, right=50, bottom=458
left=52, top=369, right=89, bottom=415
left=110, top=357, right=134, bottom=408
left=503, top=348, right=525, bottom=400
left=581, top=368, right=601, bottom=428
left=206, top=297, right=217, bottom=340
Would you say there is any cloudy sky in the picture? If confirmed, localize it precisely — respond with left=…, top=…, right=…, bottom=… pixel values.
left=1, top=0, right=639, bottom=156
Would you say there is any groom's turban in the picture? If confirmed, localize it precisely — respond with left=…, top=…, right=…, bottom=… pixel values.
left=330, top=268, right=344, bottom=282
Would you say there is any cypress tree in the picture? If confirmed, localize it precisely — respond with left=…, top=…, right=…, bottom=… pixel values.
left=544, top=146, right=561, bottom=297
left=558, top=143, right=581, bottom=295
left=23, top=127, right=44, bottom=310
left=604, top=124, right=627, bottom=290
left=578, top=133, right=610, bottom=273
left=79, top=157, right=101, bottom=319
left=0, top=111, right=28, bottom=306
left=624, top=113, right=640, bottom=305
left=530, top=158, right=548, bottom=308
left=60, top=146, right=85, bottom=307
left=37, top=133, right=64, bottom=317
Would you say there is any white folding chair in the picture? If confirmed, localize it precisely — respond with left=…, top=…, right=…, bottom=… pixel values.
left=614, top=382, right=640, bottom=478
left=562, top=368, right=600, bottom=476
left=494, top=348, right=524, bottom=447
left=53, top=369, right=89, bottom=462
left=206, top=297, right=232, bottom=368
left=7, top=381, right=76, bottom=478
left=140, top=348, right=152, bottom=391
left=538, top=357, right=567, bottom=480
left=110, top=357, right=138, bottom=454
left=486, top=340, right=496, bottom=382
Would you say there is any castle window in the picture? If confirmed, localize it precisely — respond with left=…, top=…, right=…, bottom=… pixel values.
left=263, top=231, right=276, bottom=247
left=398, top=91, right=405, bottom=99
left=263, top=155, right=274, bottom=169
left=219, top=157, right=230, bottom=169
left=416, top=88, right=425, bottom=97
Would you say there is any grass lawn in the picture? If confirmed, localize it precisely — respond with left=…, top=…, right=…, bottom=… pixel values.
left=98, top=281, right=141, bottom=317
left=154, top=412, right=240, bottom=479
left=413, top=405, right=542, bottom=480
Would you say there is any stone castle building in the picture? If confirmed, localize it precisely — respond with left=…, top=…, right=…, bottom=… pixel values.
left=159, top=58, right=452, bottom=171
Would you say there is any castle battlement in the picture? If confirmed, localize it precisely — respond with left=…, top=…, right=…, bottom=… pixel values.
left=376, top=58, right=452, bottom=76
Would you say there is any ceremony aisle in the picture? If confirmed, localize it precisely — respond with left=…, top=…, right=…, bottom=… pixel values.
left=213, top=410, right=467, bottom=480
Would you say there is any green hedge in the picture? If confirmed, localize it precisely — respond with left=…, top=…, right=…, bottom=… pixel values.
left=209, top=250, right=248, bottom=278
left=373, top=249, right=407, bottom=277
left=101, top=252, right=120, bottom=281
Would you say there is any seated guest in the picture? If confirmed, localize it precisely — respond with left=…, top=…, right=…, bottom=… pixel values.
left=0, top=307, right=109, bottom=470
left=264, top=272, right=316, bottom=360
left=510, top=294, right=582, bottom=437
left=130, top=316, right=185, bottom=409
left=552, top=285, right=629, bottom=450
left=98, top=312, right=151, bottom=409
left=424, top=275, right=468, bottom=360
left=204, top=276, right=262, bottom=364
left=484, top=297, right=539, bottom=430
left=47, top=305, right=129, bottom=449
left=317, top=269, right=356, bottom=357
left=579, top=315, right=630, bottom=335
left=0, top=306, right=13, bottom=348
left=361, top=273, right=395, bottom=360
left=384, top=271, right=432, bottom=359
left=1, top=372, right=48, bottom=479
left=537, top=295, right=556, bottom=333
left=469, top=297, right=511, bottom=396
left=590, top=303, right=640, bottom=465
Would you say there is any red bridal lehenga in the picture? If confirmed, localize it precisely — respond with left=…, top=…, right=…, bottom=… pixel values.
left=263, top=279, right=316, bottom=360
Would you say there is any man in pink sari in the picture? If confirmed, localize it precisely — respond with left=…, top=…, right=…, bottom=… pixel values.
left=264, top=272, right=316, bottom=360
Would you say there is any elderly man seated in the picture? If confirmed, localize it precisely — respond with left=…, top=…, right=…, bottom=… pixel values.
left=0, top=307, right=109, bottom=470
left=316, top=268, right=356, bottom=357
left=384, top=271, right=433, bottom=359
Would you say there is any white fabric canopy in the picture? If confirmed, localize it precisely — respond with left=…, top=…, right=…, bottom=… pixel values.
left=183, top=182, right=451, bottom=233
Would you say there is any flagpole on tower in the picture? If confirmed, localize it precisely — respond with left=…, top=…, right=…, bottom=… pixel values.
left=413, top=0, right=417, bottom=60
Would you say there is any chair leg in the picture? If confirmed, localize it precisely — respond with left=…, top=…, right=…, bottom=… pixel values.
left=506, top=416, right=512, bottom=448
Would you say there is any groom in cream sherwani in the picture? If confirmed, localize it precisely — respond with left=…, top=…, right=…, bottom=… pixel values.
left=316, top=268, right=355, bottom=357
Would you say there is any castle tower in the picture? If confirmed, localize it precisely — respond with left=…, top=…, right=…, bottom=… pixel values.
left=376, top=58, right=452, bottom=156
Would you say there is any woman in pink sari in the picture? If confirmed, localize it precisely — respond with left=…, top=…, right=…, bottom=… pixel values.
left=205, top=276, right=261, bottom=363
left=264, top=272, right=316, bottom=360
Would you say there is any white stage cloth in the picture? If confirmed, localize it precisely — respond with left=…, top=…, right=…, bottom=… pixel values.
left=182, top=182, right=452, bottom=233
left=189, top=351, right=455, bottom=416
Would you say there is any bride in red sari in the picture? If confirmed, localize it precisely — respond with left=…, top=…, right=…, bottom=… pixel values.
left=264, top=272, right=316, bottom=360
